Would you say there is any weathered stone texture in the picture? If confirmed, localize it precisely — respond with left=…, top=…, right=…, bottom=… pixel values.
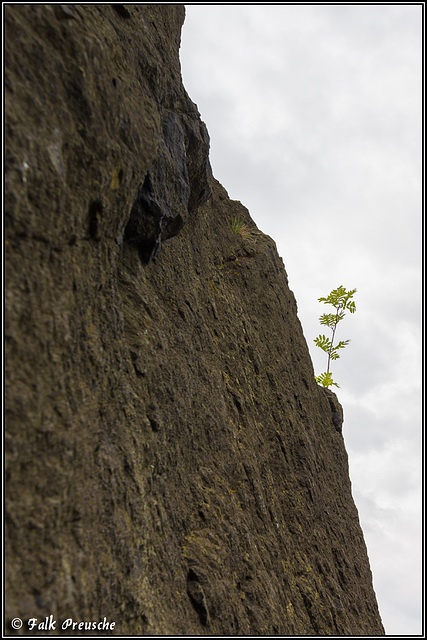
left=5, top=5, right=384, bottom=635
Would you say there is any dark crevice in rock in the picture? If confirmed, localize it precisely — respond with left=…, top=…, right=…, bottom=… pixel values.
left=88, top=199, right=103, bottom=241
left=111, top=4, right=131, bottom=20
left=187, top=569, right=209, bottom=626
left=124, top=172, right=168, bottom=263
left=322, top=388, right=344, bottom=434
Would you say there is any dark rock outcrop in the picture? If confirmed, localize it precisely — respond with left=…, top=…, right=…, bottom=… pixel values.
left=5, top=5, right=384, bottom=635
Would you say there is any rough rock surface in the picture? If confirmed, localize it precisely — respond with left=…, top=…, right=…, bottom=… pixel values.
left=5, top=5, right=384, bottom=635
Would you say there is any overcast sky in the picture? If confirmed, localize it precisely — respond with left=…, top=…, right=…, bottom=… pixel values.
left=180, top=4, right=422, bottom=635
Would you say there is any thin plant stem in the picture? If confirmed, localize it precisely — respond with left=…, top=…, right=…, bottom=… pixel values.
left=327, top=304, right=342, bottom=374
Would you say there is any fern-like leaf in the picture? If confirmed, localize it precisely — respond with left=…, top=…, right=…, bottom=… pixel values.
left=335, top=339, right=350, bottom=349
left=314, top=335, right=332, bottom=353
left=319, top=312, right=345, bottom=327
left=315, top=372, right=340, bottom=388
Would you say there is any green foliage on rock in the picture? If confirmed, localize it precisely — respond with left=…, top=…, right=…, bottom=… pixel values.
left=230, top=217, right=245, bottom=234
left=314, top=285, right=357, bottom=388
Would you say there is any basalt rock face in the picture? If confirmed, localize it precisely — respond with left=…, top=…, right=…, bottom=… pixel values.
left=5, top=5, right=384, bottom=636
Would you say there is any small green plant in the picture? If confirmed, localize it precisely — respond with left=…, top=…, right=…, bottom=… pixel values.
left=314, top=285, right=356, bottom=388
left=231, top=217, right=245, bottom=234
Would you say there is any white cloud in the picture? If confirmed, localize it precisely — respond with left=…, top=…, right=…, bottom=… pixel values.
left=350, top=441, right=422, bottom=635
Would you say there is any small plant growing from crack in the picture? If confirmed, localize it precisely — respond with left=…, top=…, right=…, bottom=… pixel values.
left=231, top=217, right=245, bottom=234
left=314, top=285, right=357, bottom=388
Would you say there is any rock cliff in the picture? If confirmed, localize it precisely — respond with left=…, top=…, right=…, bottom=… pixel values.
left=5, top=5, right=384, bottom=635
